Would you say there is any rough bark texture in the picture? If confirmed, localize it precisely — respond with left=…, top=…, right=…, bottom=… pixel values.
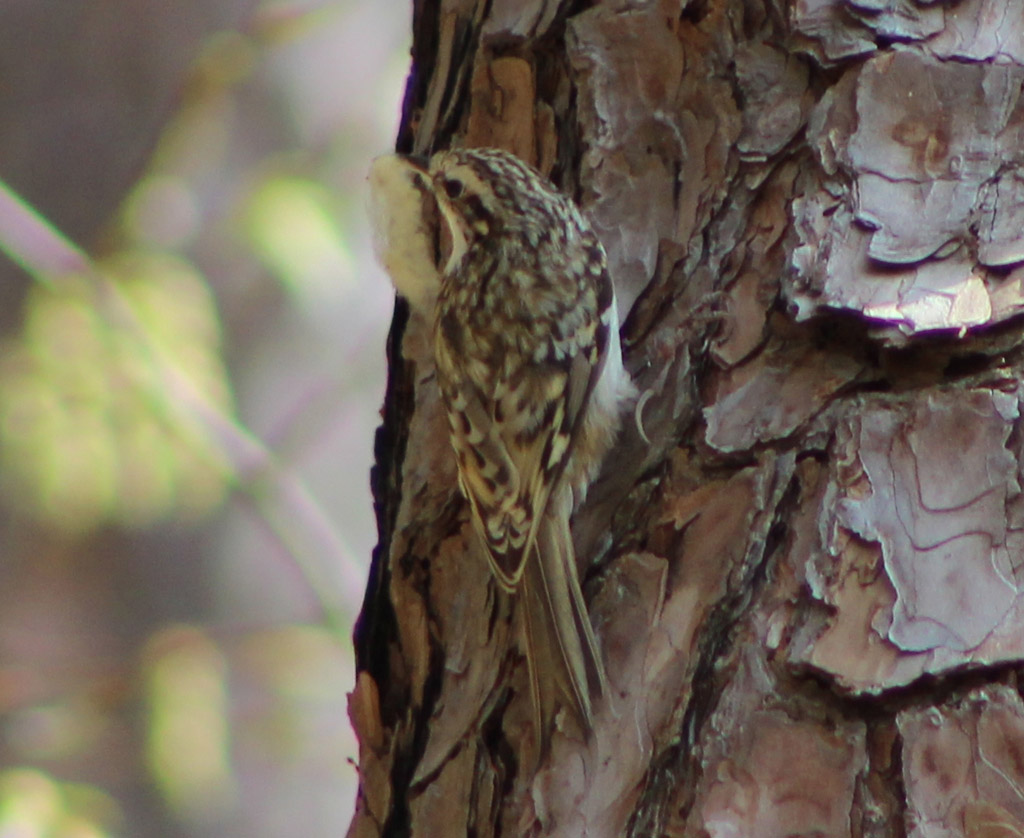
left=351, top=1, right=1024, bottom=836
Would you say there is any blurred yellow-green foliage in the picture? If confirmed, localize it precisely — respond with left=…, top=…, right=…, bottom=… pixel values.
left=0, top=1, right=406, bottom=835
left=144, top=627, right=232, bottom=822
left=0, top=767, right=121, bottom=838
left=0, top=254, right=233, bottom=535
left=244, top=176, right=355, bottom=300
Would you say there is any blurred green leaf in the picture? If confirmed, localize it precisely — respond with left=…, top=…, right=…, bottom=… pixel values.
left=144, top=626, right=234, bottom=823
left=243, top=175, right=353, bottom=297
left=0, top=768, right=120, bottom=838
left=0, top=252, right=233, bottom=534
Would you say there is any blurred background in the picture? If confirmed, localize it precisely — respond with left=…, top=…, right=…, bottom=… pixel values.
left=0, top=0, right=408, bottom=834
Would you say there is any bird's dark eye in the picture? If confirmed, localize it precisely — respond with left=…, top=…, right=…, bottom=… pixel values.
left=443, top=178, right=464, bottom=199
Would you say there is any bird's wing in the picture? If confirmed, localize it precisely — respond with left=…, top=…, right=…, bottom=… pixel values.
left=437, top=301, right=610, bottom=591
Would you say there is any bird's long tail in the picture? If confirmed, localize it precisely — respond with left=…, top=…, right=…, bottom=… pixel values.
left=520, top=495, right=607, bottom=756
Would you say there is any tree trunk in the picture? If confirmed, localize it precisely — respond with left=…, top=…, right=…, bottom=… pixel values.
left=350, top=1, right=1024, bottom=835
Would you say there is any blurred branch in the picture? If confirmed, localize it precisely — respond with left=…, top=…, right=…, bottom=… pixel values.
left=0, top=176, right=363, bottom=632
left=0, top=180, right=86, bottom=280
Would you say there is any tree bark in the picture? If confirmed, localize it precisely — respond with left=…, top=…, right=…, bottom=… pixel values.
left=351, top=1, right=1024, bottom=835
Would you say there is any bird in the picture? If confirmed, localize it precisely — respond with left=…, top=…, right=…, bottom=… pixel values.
left=370, top=146, right=633, bottom=754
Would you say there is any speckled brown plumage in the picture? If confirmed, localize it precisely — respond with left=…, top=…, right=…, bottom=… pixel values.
left=397, top=147, right=633, bottom=753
